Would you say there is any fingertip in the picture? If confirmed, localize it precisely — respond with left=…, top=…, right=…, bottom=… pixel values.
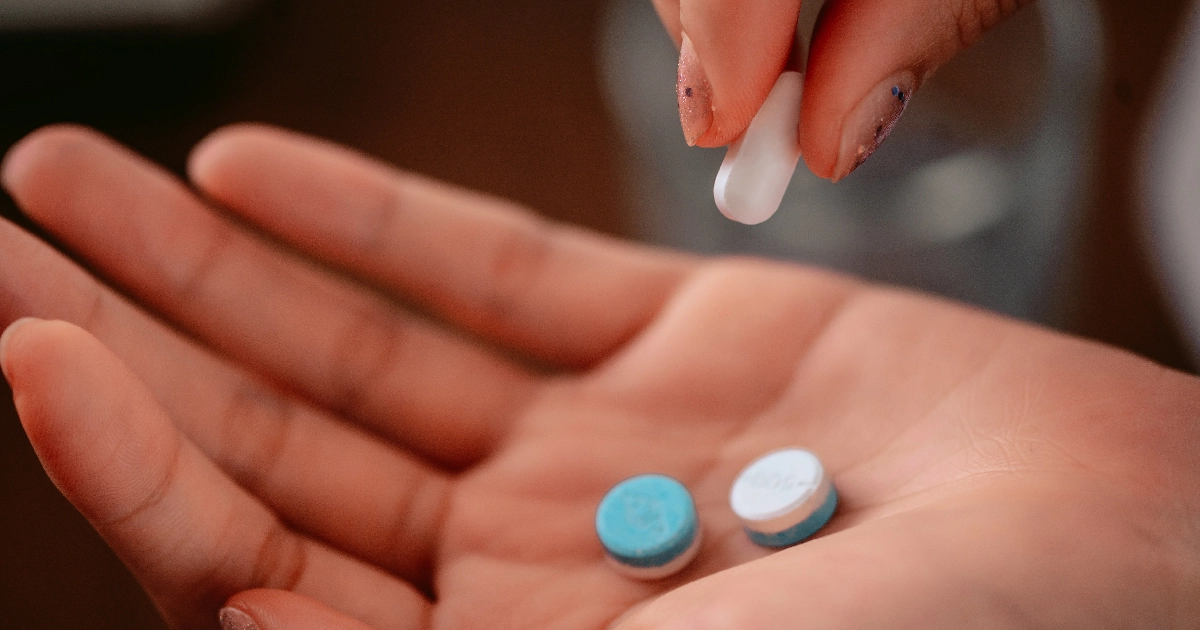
left=1, top=131, right=39, bottom=194
left=690, top=93, right=758, bottom=149
left=222, top=589, right=284, bottom=630
left=0, top=316, right=44, bottom=382
left=0, top=318, right=102, bottom=449
left=223, top=589, right=378, bottom=630
left=1, top=124, right=103, bottom=196
left=188, top=123, right=278, bottom=187
left=1, top=318, right=103, bottom=387
left=220, top=605, right=263, bottom=630
left=0, top=318, right=83, bottom=377
left=799, top=112, right=837, bottom=180
left=189, top=124, right=343, bottom=197
left=677, top=0, right=801, bottom=149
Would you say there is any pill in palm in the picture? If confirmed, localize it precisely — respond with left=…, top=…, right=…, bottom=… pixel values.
left=713, top=70, right=804, bottom=225
left=730, top=448, right=838, bottom=547
left=595, top=474, right=701, bottom=579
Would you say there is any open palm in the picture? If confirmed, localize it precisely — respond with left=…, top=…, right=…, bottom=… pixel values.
left=2, top=126, right=1198, bottom=630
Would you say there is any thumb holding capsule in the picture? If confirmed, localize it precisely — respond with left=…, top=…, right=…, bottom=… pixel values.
left=659, top=0, right=804, bottom=148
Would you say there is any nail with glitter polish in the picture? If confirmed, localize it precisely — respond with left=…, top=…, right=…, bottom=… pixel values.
left=677, top=33, right=713, bottom=146
left=220, top=607, right=261, bottom=630
left=831, top=70, right=916, bottom=182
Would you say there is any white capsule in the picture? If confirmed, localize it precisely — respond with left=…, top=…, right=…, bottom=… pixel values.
left=729, top=447, right=837, bottom=547
left=713, top=70, right=804, bottom=225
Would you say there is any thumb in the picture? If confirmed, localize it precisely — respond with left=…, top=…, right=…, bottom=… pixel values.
left=610, top=528, right=965, bottom=630
left=802, top=0, right=1032, bottom=181
left=611, top=493, right=1163, bottom=630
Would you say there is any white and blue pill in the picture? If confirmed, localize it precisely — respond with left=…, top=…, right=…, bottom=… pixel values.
left=595, top=474, right=701, bottom=579
left=730, top=448, right=838, bottom=548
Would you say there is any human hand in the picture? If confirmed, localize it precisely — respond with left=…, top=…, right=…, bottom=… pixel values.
left=2, top=125, right=1199, bottom=630
left=656, top=0, right=1033, bottom=180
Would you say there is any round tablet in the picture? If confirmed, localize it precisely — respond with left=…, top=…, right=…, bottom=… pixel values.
left=729, top=448, right=838, bottom=548
left=595, top=474, right=701, bottom=579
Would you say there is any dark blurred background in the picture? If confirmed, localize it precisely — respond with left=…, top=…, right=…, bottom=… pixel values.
left=0, top=0, right=1193, bottom=627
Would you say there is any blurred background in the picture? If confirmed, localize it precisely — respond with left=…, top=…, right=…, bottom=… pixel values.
left=0, top=0, right=1194, bottom=627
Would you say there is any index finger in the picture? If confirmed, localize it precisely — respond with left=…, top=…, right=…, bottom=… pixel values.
left=189, top=125, right=697, bottom=369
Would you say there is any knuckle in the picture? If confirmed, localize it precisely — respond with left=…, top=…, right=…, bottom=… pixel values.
left=383, top=472, right=451, bottom=580
left=247, top=521, right=309, bottom=591
left=480, top=216, right=556, bottom=324
left=175, top=218, right=235, bottom=303
left=328, top=303, right=406, bottom=418
left=359, top=182, right=403, bottom=254
left=218, top=383, right=298, bottom=492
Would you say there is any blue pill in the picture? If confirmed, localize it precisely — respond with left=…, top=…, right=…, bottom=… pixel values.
left=595, top=474, right=701, bottom=579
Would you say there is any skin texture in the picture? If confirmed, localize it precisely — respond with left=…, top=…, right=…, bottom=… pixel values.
left=2, top=125, right=1200, bottom=630
left=654, top=0, right=1034, bottom=178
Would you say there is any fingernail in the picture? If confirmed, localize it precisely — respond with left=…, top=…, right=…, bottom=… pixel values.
left=831, top=70, right=916, bottom=182
left=677, top=33, right=713, bottom=147
left=0, top=317, right=41, bottom=380
left=219, top=607, right=261, bottom=630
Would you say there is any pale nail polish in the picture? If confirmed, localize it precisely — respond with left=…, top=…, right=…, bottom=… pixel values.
left=831, top=71, right=916, bottom=182
left=219, top=607, right=261, bottom=630
left=677, top=34, right=713, bottom=146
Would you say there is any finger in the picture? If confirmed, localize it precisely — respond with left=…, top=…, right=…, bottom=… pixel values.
left=802, top=0, right=1031, bottom=180
left=187, top=124, right=696, bottom=369
left=0, top=319, right=428, bottom=630
left=220, top=590, right=377, bottom=630
left=669, top=0, right=803, bottom=147
left=0, top=217, right=449, bottom=585
left=651, top=0, right=682, bottom=47
left=2, top=124, right=536, bottom=467
left=614, top=487, right=1168, bottom=630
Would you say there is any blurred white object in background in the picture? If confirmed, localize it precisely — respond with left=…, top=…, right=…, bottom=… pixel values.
left=1143, top=0, right=1200, bottom=361
left=599, top=0, right=1103, bottom=324
left=0, top=0, right=258, bottom=30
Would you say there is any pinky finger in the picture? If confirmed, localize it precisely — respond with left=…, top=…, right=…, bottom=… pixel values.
left=221, top=589, right=379, bottom=630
